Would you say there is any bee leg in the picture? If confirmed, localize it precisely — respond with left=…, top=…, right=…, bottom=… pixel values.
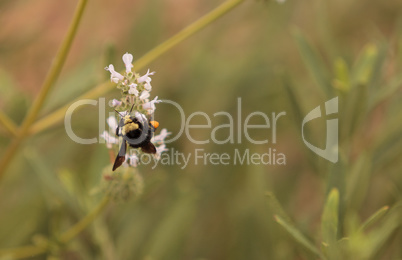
left=112, top=141, right=127, bottom=171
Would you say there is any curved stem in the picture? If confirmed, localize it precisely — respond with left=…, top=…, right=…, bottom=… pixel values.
left=0, top=196, right=110, bottom=259
left=59, top=196, right=110, bottom=243
left=0, top=0, right=88, bottom=179
left=0, top=246, right=47, bottom=259
left=133, top=0, right=245, bottom=70
left=29, top=0, right=245, bottom=136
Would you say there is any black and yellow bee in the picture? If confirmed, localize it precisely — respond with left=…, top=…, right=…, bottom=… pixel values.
left=113, top=107, right=159, bottom=171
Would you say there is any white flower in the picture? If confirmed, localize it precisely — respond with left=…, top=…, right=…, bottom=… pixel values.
left=105, top=65, right=124, bottom=83
left=100, top=131, right=119, bottom=149
left=100, top=116, right=120, bottom=148
left=128, top=83, right=139, bottom=96
left=128, top=153, right=139, bottom=167
left=134, top=112, right=147, bottom=123
left=137, top=69, right=155, bottom=86
left=139, top=90, right=150, bottom=101
left=122, top=53, right=134, bottom=73
left=144, top=82, right=152, bottom=91
left=111, top=99, right=122, bottom=107
left=107, top=116, right=118, bottom=130
left=155, top=144, right=168, bottom=160
left=153, top=128, right=171, bottom=143
left=143, top=96, right=161, bottom=112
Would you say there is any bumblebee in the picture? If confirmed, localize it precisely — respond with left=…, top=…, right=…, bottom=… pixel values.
left=113, top=108, right=159, bottom=171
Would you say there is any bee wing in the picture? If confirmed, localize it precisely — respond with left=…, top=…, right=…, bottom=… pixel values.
left=112, top=141, right=127, bottom=171
left=115, top=126, right=120, bottom=136
left=116, top=118, right=124, bottom=136
left=141, top=142, right=156, bottom=154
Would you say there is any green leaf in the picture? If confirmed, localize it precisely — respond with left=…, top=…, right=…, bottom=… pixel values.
left=345, top=206, right=390, bottom=258
left=321, top=189, right=339, bottom=242
left=332, top=58, right=351, bottom=93
left=340, top=82, right=368, bottom=140
left=281, top=75, right=321, bottom=173
left=281, top=74, right=305, bottom=127
left=293, top=29, right=333, bottom=98
left=274, top=215, right=324, bottom=259
left=326, top=158, right=346, bottom=239
left=351, top=44, right=378, bottom=86
left=355, top=204, right=401, bottom=258
left=265, top=192, right=292, bottom=224
left=359, top=206, right=389, bottom=232
left=345, top=153, right=372, bottom=211
left=321, top=188, right=340, bottom=259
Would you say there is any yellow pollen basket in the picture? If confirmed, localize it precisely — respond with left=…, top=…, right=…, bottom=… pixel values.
left=125, top=122, right=139, bottom=131
left=150, top=121, right=159, bottom=129
left=123, top=115, right=132, bottom=124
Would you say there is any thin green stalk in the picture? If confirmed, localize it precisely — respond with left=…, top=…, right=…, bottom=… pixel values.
left=59, top=196, right=110, bottom=243
left=0, top=196, right=109, bottom=259
left=0, top=110, right=18, bottom=137
left=29, top=0, right=245, bottom=136
left=133, top=0, right=245, bottom=70
left=0, top=245, right=47, bottom=259
left=30, top=81, right=114, bottom=135
left=0, top=0, right=88, bottom=179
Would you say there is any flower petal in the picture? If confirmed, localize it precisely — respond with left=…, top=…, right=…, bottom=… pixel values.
left=107, top=116, right=118, bottom=130
left=140, top=90, right=150, bottom=100
left=144, top=82, right=152, bottom=91
left=100, top=131, right=119, bottom=148
left=155, top=144, right=168, bottom=159
left=128, top=83, right=139, bottom=96
left=153, top=128, right=171, bottom=142
left=137, top=69, right=155, bottom=83
left=105, top=64, right=124, bottom=82
left=129, top=154, right=139, bottom=167
left=122, top=53, right=134, bottom=73
left=111, top=99, right=122, bottom=107
left=134, top=112, right=147, bottom=123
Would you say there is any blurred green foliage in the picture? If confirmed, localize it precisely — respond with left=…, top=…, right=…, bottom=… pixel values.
left=1, top=0, right=402, bottom=259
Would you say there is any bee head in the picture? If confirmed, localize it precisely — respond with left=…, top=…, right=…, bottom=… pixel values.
left=123, top=115, right=132, bottom=125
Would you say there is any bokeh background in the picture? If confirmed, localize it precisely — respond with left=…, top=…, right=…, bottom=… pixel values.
left=1, top=0, right=402, bottom=259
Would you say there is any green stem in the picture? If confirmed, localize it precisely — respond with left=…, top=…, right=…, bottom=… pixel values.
left=0, top=246, right=47, bottom=259
left=0, top=196, right=110, bottom=259
left=0, top=110, right=18, bottom=137
left=0, top=0, right=88, bottom=179
left=30, top=81, right=114, bottom=135
left=59, top=196, right=110, bottom=243
left=29, top=0, right=245, bottom=136
left=133, top=0, right=245, bottom=69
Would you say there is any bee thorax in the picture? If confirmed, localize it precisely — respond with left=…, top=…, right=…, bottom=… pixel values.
left=122, top=123, right=139, bottom=135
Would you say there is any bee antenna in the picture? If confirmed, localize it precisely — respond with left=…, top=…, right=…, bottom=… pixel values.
left=115, top=110, right=124, bottom=117
left=129, top=104, right=135, bottom=113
